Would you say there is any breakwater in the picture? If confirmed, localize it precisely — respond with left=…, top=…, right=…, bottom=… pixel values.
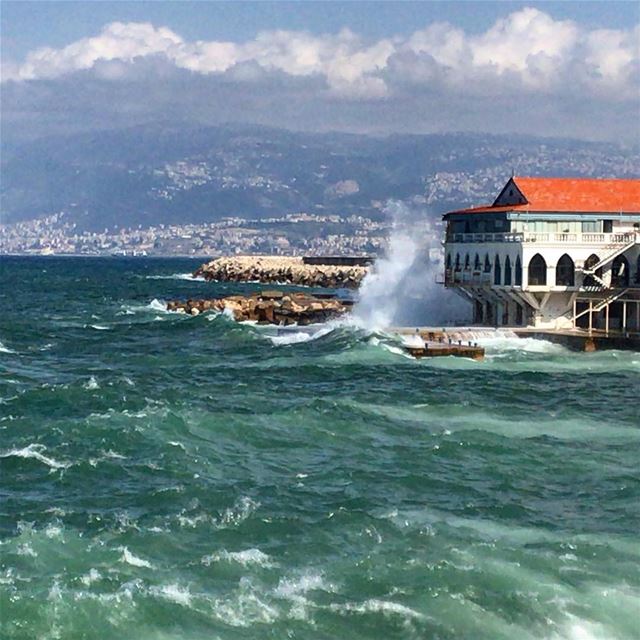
left=167, top=290, right=350, bottom=324
left=194, top=256, right=368, bottom=288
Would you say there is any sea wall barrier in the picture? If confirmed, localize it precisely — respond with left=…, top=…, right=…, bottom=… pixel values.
left=166, top=290, right=351, bottom=325
left=194, top=256, right=368, bottom=289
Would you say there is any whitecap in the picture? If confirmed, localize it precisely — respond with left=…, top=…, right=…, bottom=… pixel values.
left=153, top=583, right=192, bottom=607
left=17, top=543, right=37, bottom=557
left=548, top=616, right=613, bottom=640
left=89, top=324, right=110, bottom=331
left=103, top=449, right=126, bottom=460
left=0, top=341, right=15, bottom=354
left=274, top=572, right=329, bottom=598
left=480, top=335, right=566, bottom=355
left=80, top=568, right=101, bottom=586
left=0, top=444, right=68, bottom=470
left=120, top=547, right=153, bottom=569
left=381, top=343, right=413, bottom=358
left=330, top=598, right=427, bottom=621
left=210, top=581, right=280, bottom=626
left=202, top=548, right=274, bottom=568
left=263, top=323, right=337, bottom=346
left=216, top=496, right=259, bottom=528
left=121, top=299, right=168, bottom=315
left=83, top=376, right=100, bottom=390
left=146, top=273, right=206, bottom=282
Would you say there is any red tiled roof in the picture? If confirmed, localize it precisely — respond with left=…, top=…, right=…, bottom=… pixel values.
left=445, top=177, right=640, bottom=215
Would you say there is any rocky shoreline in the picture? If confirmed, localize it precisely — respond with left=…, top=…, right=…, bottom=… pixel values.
left=194, top=256, right=368, bottom=289
left=166, top=290, right=352, bottom=325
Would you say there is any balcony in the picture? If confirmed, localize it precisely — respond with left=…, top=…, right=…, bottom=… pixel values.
left=447, top=231, right=638, bottom=245
left=444, top=269, right=493, bottom=286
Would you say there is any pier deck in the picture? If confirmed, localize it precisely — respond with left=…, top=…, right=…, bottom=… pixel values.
left=393, top=327, right=486, bottom=360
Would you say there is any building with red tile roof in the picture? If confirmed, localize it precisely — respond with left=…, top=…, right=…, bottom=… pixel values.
left=441, top=176, right=640, bottom=333
left=445, top=177, right=640, bottom=216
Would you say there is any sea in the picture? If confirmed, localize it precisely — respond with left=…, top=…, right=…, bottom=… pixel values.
left=1, top=256, right=639, bottom=640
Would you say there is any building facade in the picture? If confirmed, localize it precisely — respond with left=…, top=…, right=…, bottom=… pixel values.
left=443, top=177, right=640, bottom=332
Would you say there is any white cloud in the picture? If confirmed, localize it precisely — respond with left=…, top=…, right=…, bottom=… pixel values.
left=4, top=7, right=637, bottom=102
left=2, top=8, right=639, bottom=142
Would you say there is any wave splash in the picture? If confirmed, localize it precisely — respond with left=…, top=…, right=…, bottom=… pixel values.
left=353, top=200, right=465, bottom=330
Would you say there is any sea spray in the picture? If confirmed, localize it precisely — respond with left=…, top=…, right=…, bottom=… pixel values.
left=353, top=201, right=467, bottom=329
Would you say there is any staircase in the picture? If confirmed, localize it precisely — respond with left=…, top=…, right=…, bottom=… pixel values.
left=583, top=233, right=638, bottom=275
left=593, top=288, right=630, bottom=312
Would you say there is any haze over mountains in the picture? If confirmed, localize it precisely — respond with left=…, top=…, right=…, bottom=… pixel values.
left=2, top=123, right=639, bottom=233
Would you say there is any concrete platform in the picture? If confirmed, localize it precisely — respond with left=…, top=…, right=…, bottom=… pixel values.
left=513, top=328, right=640, bottom=352
left=403, top=343, right=485, bottom=360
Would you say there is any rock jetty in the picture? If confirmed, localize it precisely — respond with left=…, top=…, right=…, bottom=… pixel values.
left=194, top=256, right=368, bottom=289
left=166, top=291, right=352, bottom=325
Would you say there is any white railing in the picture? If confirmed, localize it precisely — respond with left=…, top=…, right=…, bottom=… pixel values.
left=448, top=231, right=638, bottom=245
left=451, top=232, right=524, bottom=243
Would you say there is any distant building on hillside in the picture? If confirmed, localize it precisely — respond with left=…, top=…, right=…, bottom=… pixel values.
left=442, top=176, right=640, bottom=332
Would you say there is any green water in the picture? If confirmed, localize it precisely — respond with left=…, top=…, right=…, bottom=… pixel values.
left=1, top=256, right=639, bottom=639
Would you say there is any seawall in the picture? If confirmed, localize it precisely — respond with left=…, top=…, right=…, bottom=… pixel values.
left=194, top=256, right=369, bottom=289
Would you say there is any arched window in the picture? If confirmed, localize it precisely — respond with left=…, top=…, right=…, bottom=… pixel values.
left=515, top=256, right=522, bottom=286
left=464, top=254, right=471, bottom=270
left=528, top=254, right=547, bottom=286
left=611, top=255, right=630, bottom=288
left=446, top=253, right=452, bottom=270
left=484, top=254, right=491, bottom=273
left=504, top=256, right=512, bottom=286
left=494, top=255, right=502, bottom=285
left=556, top=254, right=575, bottom=287
left=474, top=254, right=481, bottom=271
left=455, top=253, right=461, bottom=271
left=583, top=254, right=602, bottom=288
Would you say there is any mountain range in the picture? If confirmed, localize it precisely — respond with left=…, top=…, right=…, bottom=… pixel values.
left=2, top=123, right=639, bottom=232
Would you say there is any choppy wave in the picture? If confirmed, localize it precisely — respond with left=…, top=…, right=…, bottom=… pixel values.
left=2, top=257, right=639, bottom=640
left=145, top=273, right=206, bottom=282
left=202, top=548, right=274, bottom=568
left=0, top=443, right=68, bottom=469
left=0, top=340, right=16, bottom=354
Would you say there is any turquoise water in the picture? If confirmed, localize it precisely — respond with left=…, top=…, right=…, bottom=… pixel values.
left=1, top=256, right=639, bottom=640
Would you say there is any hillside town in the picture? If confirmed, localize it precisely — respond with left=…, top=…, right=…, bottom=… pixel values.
left=0, top=211, right=430, bottom=257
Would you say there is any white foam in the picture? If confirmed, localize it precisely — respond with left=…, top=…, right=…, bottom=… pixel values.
left=121, top=299, right=168, bottom=314
left=274, top=572, right=328, bottom=598
left=89, top=324, right=110, bottom=331
left=330, top=598, right=427, bottom=621
left=120, top=547, right=153, bottom=568
left=17, top=543, right=37, bottom=557
left=0, top=444, right=68, bottom=469
left=266, top=324, right=336, bottom=346
left=0, top=341, right=16, bottom=354
left=548, top=617, right=613, bottom=640
left=480, top=335, right=567, bottom=354
left=210, top=581, right=280, bottom=626
left=153, top=583, right=192, bottom=606
left=146, top=273, right=206, bottom=282
left=202, top=548, right=274, bottom=568
left=83, top=376, right=100, bottom=390
left=80, top=568, right=101, bottom=586
left=216, top=496, right=259, bottom=528
left=400, top=334, right=425, bottom=348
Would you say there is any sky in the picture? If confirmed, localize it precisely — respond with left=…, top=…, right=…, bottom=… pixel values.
left=2, top=1, right=639, bottom=142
